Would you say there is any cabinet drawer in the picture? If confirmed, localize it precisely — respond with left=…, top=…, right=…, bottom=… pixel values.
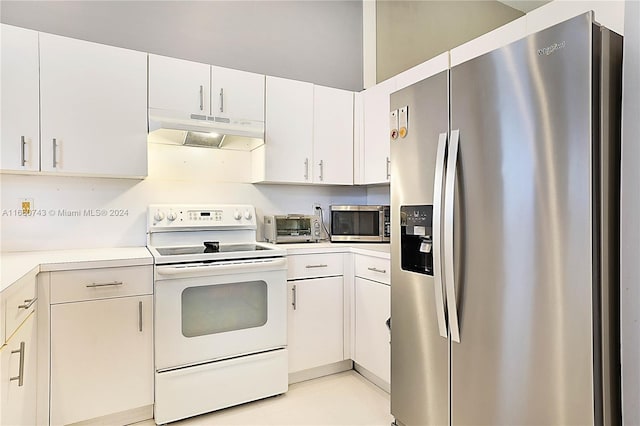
left=287, top=253, right=344, bottom=280
left=355, top=255, right=390, bottom=285
left=3, top=274, right=37, bottom=342
left=50, top=266, right=152, bottom=304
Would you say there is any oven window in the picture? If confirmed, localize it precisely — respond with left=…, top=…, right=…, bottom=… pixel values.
left=181, top=281, right=268, bottom=337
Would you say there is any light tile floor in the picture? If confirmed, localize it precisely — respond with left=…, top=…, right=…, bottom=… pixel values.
left=136, top=371, right=393, bottom=425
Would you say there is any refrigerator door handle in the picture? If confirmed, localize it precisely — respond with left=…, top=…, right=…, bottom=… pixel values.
left=432, top=132, right=449, bottom=339
left=444, top=129, right=461, bottom=343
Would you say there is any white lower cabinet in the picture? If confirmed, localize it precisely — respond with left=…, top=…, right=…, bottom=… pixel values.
left=353, top=254, right=391, bottom=388
left=287, top=277, right=344, bottom=374
left=50, top=295, right=153, bottom=425
left=47, top=266, right=153, bottom=425
left=0, top=312, right=37, bottom=426
left=287, top=253, right=345, bottom=375
left=354, top=277, right=391, bottom=385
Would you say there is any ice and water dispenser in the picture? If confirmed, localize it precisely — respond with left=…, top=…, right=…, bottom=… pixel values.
left=400, top=205, right=433, bottom=275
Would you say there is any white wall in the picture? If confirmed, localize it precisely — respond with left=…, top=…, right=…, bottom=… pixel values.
left=621, top=0, right=640, bottom=423
left=0, top=1, right=363, bottom=91
left=0, top=145, right=368, bottom=251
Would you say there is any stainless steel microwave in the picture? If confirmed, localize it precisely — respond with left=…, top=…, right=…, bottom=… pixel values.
left=330, top=205, right=390, bottom=242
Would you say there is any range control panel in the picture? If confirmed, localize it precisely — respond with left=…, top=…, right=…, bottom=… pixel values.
left=148, top=204, right=257, bottom=230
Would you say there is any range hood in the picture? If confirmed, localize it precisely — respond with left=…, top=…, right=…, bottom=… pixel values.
left=148, top=108, right=264, bottom=151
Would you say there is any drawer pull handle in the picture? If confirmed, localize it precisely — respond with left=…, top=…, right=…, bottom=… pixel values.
left=86, top=281, right=123, bottom=288
left=10, top=342, right=25, bottom=387
left=367, top=267, right=387, bottom=274
left=305, top=264, right=328, bottom=269
left=17, top=298, right=37, bottom=310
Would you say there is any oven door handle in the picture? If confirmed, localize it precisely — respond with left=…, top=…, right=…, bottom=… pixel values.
left=156, top=257, right=288, bottom=277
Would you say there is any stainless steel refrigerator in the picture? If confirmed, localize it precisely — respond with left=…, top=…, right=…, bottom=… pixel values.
left=390, top=12, right=623, bottom=426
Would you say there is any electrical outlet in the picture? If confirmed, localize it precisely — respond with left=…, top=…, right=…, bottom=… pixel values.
left=21, top=198, right=34, bottom=214
left=312, top=203, right=321, bottom=213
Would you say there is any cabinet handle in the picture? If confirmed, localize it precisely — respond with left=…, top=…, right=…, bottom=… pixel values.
left=17, top=298, right=37, bottom=310
left=138, top=301, right=143, bottom=332
left=386, top=317, right=391, bottom=344
left=10, top=342, right=25, bottom=387
left=367, top=267, right=387, bottom=274
left=319, top=160, right=324, bottom=181
left=199, top=85, right=204, bottom=111
left=305, top=264, right=328, bottom=269
left=20, top=136, right=27, bottom=166
left=52, top=138, right=58, bottom=168
left=304, top=158, right=309, bottom=181
left=85, top=281, right=123, bottom=288
left=219, top=88, right=224, bottom=113
left=386, top=157, right=391, bottom=180
left=292, top=285, right=297, bottom=310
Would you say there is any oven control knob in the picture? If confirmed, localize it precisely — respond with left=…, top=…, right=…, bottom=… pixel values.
left=154, top=210, right=165, bottom=222
left=244, top=210, right=253, bottom=220
left=167, top=210, right=177, bottom=221
left=234, top=210, right=242, bottom=220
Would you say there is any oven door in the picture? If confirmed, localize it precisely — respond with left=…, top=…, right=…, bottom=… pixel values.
left=154, top=257, right=287, bottom=371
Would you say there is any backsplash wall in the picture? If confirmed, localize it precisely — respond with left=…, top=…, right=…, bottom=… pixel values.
left=0, top=144, right=378, bottom=251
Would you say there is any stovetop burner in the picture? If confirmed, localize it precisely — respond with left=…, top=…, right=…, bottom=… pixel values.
left=156, top=243, right=272, bottom=256
left=147, top=204, right=287, bottom=264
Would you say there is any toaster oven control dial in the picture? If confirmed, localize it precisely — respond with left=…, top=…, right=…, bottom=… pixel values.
left=233, top=210, right=242, bottom=220
left=167, top=210, right=177, bottom=221
left=154, top=209, right=165, bottom=222
left=244, top=210, right=253, bottom=220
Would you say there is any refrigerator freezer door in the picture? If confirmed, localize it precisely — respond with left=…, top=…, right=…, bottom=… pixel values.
left=390, top=71, right=449, bottom=426
left=450, top=13, right=596, bottom=425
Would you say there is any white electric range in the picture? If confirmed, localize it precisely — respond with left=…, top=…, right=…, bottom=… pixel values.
left=147, top=204, right=288, bottom=425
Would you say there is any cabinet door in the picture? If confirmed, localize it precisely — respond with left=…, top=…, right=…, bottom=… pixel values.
left=288, top=277, right=344, bottom=373
left=0, top=24, right=40, bottom=172
left=313, top=85, right=354, bottom=185
left=362, top=78, right=396, bottom=184
left=264, top=76, right=313, bottom=183
left=39, top=33, right=148, bottom=177
left=50, top=295, right=153, bottom=425
left=149, top=54, right=211, bottom=115
left=354, top=277, right=390, bottom=384
left=0, top=312, right=37, bottom=426
left=211, top=66, right=265, bottom=122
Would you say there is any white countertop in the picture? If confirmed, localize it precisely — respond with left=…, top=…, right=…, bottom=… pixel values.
left=0, top=247, right=153, bottom=293
left=0, top=243, right=390, bottom=293
left=279, top=242, right=390, bottom=258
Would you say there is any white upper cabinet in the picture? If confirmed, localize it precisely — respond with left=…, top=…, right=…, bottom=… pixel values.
left=361, top=78, right=396, bottom=185
left=39, top=33, right=148, bottom=177
left=253, top=77, right=354, bottom=185
left=211, top=65, right=265, bottom=122
left=254, top=76, right=314, bottom=183
left=0, top=24, right=40, bottom=173
left=313, top=85, right=354, bottom=185
left=149, top=54, right=211, bottom=116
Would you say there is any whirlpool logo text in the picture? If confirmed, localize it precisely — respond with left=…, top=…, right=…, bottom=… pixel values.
left=537, top=41, right=566, bottom=56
